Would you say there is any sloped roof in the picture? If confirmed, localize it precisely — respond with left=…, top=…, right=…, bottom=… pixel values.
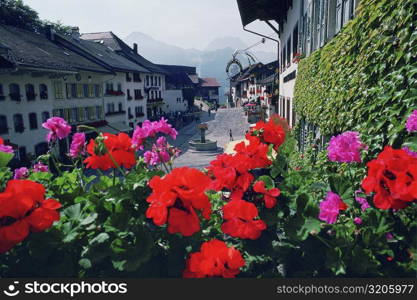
left=200, top=77, right=221, bottom=87
left=0, top=25, right=111, bottom=73
left=81, top=31, right=167, bottom=74
left=236, top=0, right=293, bottom=27
left=157, top=64, right=197, bottom=75
left=56, top=34, right=150, bottom=73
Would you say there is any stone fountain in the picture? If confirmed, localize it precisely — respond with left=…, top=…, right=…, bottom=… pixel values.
left=188, top=123, right=218, bottom=151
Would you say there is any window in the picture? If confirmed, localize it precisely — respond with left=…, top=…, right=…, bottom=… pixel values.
left=127, top=89, right=132, bottom=100
left=118, top=102, right=123, bottom=112
left=286, top=37, right=291, bottom=66
left=70, top=83, right=77, bottom=98
left=96, top=106, right=103, bottom=120
left=158, top=77, right=161, bottom=86
left=336, top=0, right=343, bottom=33
left=83, top=84, right=89, bottom=98
left=117, top=83, right=122, bottom=92
left=42, top=111, right=50, bottom=123
left=146, top=75, right=149, bottom=86
left=29, top=113, right=38, bottom=130
left=13, top=114, right=24, bottom=133
left=85, top=107, right=91, bottom=120
left=0, top=84, right=4, bottom=100
left=135, top=106, right=144, bottom=117
left=54, top=81, right=64, bottom=99
left=9, top=83, right=21, bottom=101
left=133, top=73, right=141, bottom=82
left=126, top=72, right=132, bottom=82
left=39, top=84, right=48, bottom=100
left=293, top=23, right=299, bottom=58
left=76, top=84, right=83, bottom=98
left=25, top=84, right=36, bottom=101
left=343, top=0, right=350, bottom=25
left=0, top=115, right=8, bottom=134
left=88, top=84, right=94, bottom=97
left=134, top=89, right=143, bottom=100
left=79, top=107, right=85, bottom=122
left=71, top=108, right=79, bottom=123
left=106, top=83, right=114, bottom=94
left=159, top=91, right=161, bottom=99
left=128, top=107, right=133, bottom=119
left=151, top=76, right=154, bottom=86
left=94, top=84, right=101, bottom=97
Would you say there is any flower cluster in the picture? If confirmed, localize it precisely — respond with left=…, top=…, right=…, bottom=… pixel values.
left=205, top=115, right=286, bottom=240
left=405, top=110, right=417, bottom=133
left=132, top=118, right=178, bottom=149
left=246, top=115, right=286, bottom=150
left=0, top=137, right=13, bottom=154
left=146, top=167, right=212, bottom=236
left=42, top=117, right=71, bottom=143
left=362, top=146, right=417, bottom=209
left=183, top=239, right=245, bottom=278
left=144, top=136, right=180, bottom=166
left=327, top=131, right=366, bottom=163
left=13, top=167, right=29, bottom=179
left=319, top=192, right=348, bottom=224
left=69, top=132, right=86, bottom=158
left=84, top=133, right=136, bottom=170
left=0, top=180, right=61, bottom=253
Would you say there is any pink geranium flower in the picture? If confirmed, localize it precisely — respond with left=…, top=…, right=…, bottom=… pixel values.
left=13, top=167, right=29, bottom=179
left=42, top=117, right=71, bottom=143
left=319, top=192, right=348, bottom=224
left=33, top=162, right=49, bottom=173
left=0, top=137, right=13, bottom=154
left=405, top=110, right=417, bottom=133
left=132, top=118, right=177, bottom=149
left=69, top=132, right=86, bottom=158
left=327, top=131, right=366, bottom=163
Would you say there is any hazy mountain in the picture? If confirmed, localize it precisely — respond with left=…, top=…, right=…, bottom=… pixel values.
left=204, top=36, right=247, bottom=52
left=124, top=32, right=277, bottom=102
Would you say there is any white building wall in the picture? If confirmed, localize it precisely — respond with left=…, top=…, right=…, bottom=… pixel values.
left=278, top=0, right=302, bottom=127
left=125, top=71, right=146, bottom=127
left=163, top=90, right=187, bottom=114
left=0, top=72, right=53, bottom=159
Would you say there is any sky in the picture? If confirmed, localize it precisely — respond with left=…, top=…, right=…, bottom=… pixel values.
left=24, top=0, right=278, bottom=52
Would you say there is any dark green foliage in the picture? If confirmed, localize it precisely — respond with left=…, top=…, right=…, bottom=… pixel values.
left=294, top=0, right=417, bottom=155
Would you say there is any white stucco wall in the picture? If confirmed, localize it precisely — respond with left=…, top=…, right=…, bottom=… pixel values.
left=163, top=90, right=187, bottom=114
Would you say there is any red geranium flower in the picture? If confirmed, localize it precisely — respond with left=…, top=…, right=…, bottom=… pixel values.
left=253, top=181, right=280, bottom=208
left=146, top=167, right=212, bottom=236
left=234, top=137, right=272, bottom=169
left=362, top=146, right=417, bottom=210
left=183, top=239, right=245, bottom=278
left=247, top=115, right=286, bottom=150
left=0, top=180, right=61, bottom=253
left=221, top=198, right=266, bottom=240
left=84, top=133, right=136, bottom=170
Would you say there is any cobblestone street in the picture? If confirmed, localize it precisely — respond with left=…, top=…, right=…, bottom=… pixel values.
left=172, top=107, right=249, bottom=169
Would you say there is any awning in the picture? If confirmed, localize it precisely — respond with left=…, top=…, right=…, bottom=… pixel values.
left=236, top=0, right=292, bottom=27
left=94, top=122, right=131, bottom=135
left=107, top=122, right=132, bottom=133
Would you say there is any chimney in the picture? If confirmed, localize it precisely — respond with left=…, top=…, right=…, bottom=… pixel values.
left=71, top=26, right=80, bottom=39
left=45, top=25, right=55, bottom=41
left=133, top=43, right=138, bottom=53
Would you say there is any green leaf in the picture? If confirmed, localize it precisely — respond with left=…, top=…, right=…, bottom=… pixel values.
left=90, top=233, right=110, bottom=245
left=0, top=152, right=14, bottom=167
left=79, top=258, right=92, bottom=269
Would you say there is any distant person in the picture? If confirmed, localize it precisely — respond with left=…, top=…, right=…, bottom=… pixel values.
left=200, top=103, right=203, bottom=111
left=229, top=129, right=233, bottom=141
left=208, top=108, right=211, bottom=116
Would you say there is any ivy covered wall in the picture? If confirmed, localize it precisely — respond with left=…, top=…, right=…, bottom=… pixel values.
left=294, top=0, right=417, bottom=153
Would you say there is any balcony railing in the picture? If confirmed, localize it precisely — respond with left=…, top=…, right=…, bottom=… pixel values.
left=147, top=98, right=164, bottom=104
left=135, top=95, right=144, bottom=100
left=135, top=112, right=145, bottom=117
left=105, top=90, right=125, bottom=96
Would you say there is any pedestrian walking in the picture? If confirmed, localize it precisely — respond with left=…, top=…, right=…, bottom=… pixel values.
left=208, top=108, right=211, bottom=116
left=229, top=129, right=233, bottom=141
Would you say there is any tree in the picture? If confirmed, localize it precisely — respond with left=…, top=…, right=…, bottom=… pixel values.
left=0, top=0, right=71, bottom=34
